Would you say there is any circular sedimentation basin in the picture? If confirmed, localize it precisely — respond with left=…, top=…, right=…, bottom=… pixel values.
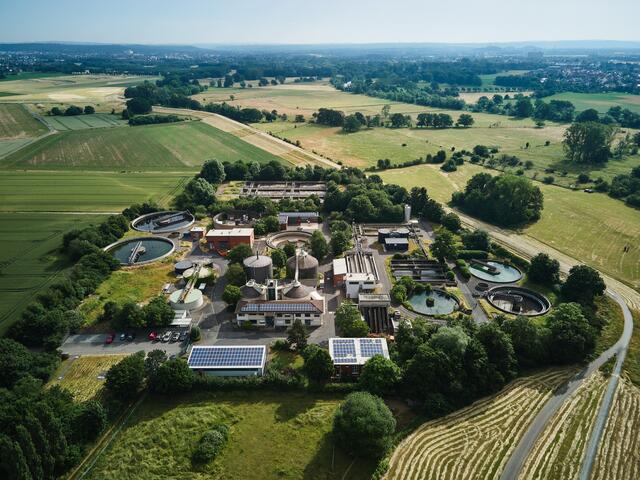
left=469, top=260, right=522, bottom=283
left=105, top=237, right=175, bottom=265
left=266, top=230, right=312, bottom=249
left=132, top=210, right=195, bottom=233
left=408, top=289, right=460, bottom=316
left=486, top=286, right=551, bottom=316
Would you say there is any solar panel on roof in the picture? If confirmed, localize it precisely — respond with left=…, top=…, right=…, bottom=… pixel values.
left=359, top=338, right=384, bottom=358
left=239, top=303, right=317, bottom=313
left=188, top=346, right=265, bottom=368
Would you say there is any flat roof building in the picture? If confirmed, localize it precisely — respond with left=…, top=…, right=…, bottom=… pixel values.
left=187, top=345, right=267, bottom=377
left=328, top=337, right=390, bottom=377
left=241, top=181, right=326, bottom=202
left=235, top=299, right=325, bottom=328
left=358, top=294, right=392, bottom=333
left=332, top=258, right=348, bottom=287
left=206, top=228, right=254, bottom=253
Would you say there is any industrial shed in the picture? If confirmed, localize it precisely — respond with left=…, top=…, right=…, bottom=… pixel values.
left=187, top=345, right=267, bottom=377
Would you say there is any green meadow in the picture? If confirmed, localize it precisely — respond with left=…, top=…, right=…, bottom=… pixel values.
left=546, top=92, right=640, bottom=114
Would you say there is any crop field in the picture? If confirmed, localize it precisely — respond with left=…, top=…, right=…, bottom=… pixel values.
left=384, top=368, right=575, bottom=480
left=546, top=92, right=640, bottom=114
left=85, top=391, right=376, bottom=480
left=42, top=113, right=126, bottom=131
left=47, top=354, right=127, bottom=402
left=0, top=120, right=284, bottom=171
left=0, top=212, right=104, bottom=333
left=0, top=170, right=190, bottom=212
left=378, top=163, right=640, bottom=289
left=0, top=74, right=158, bottom=107
left=592, top=379, right=640, bottom=480
left=518, top=372, right=608, bottom=480
left=0, top=103, right=47, bottom=139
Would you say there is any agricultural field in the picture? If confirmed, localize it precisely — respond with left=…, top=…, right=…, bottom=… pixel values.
left=42, top=113, right=126, bottom=131
left=478, top=70, right=531, bottom=87
left=384, top=368, right=575, bottom=480
left=0, top=74, right=158, bottom=109
left=545, top=92, right=640, bottom=114
left=0, top=212, right=104, bottom=333
left=378, top=163, right=640, bottom=290
left=0, top=103, right=48, bottom=139
left=591, top=379, right=640, bottom=480
left=0, top=120, right=284, bottom=171
left=518, top=373, right=608, bottom=480
left=47, top=354, right=127, bottom=402
left=0, top=170, right=190, bottom=212
left=79, top=260, right=176, bottom=324
left=85, top=391, right=376, bottom=480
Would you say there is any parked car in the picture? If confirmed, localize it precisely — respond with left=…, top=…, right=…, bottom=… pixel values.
left=170, top=331, right=180, bottom=343
left=161, top=331, right=172, bottom=343
left=126, top=332, right=136, bottom=341
left=148, top=331, right=158, bottom=341
left=178, top=331, right=188, bottom=342
left=105, top=333, right=115, bottom=344
left=119, top=332, right=126, bottom=341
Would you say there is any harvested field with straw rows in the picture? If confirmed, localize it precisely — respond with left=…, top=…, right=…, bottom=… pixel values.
left=384, top=368, right=575, bottom=480
left=518, top=372, right=608, bottom=479
left=591, top=378, right=640, bottom=480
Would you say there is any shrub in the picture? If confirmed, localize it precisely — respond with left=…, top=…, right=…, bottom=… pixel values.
left=192, top=424, right=229, bottom=465
left=359, top=355, right=401, bottom=396
left=456, top=250, right=489, bottom=260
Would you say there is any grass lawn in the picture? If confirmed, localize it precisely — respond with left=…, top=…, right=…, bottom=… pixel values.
left=0, top=120, right=283, bottom=171
left=545, top=92, right=640, bottom=114
left=47, top=354, right=127, bottom=402
left=0, top=212, right=105, bottom=333
left=0, top=103, right=48, bottom=139
left=85, top=391, right=376, bottom=480
left=79, top=259, right=176, bottom=324
left=0, top=170, right=190, bottom=212
left=378, top=163, right=640, bottom=289
left=624, top=310, right=640, bottom=386
left=594, top=295, right=626, bottom=355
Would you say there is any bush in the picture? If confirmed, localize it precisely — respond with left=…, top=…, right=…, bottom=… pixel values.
left=333, top=392, right=396, bottom=458
left=192, top=424, right=229, bottom=465
left=456, top=250, right=488, bottom=260
left=359, top=355, right=401, bottom=396
left=105, top=352, right=145, bottom=401
left=302, top=345, right=334, bottom=383
left=190, top=326, right=201, bottom=342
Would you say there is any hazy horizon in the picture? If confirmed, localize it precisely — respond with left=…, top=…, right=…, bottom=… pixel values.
left=1, top=0, right=639, bottom=45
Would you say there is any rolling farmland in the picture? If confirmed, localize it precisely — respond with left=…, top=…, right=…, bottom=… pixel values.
left=545, top=92, right=640, bottom=114
left=384, top=369, right=575, bottom=480
left=0, top=103, right=48, bottom=139
left=518, top=373, right=608, bottom=479
left=0, top=212, right=104, bottom=333
left=0, top=120, right=284, bottom=171
left=42, top=113, right=126, bottom=131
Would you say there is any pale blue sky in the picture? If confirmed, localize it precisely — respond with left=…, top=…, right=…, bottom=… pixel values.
left=0, top=0, right=638, bottom=45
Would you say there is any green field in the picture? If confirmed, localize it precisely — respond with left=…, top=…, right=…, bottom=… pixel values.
left=85, top=391, right=375, bottom=480
left=478, top=70, right=531, bottom=87
left=546, top=92, right=640, bottom=114
left=42, top=113, right=126, bottom=131
left=0, top=103, right=47, bottom=139
left=379, top=163, right=640, bottom=289
left=0, top=213, right=104, bottom=333
left=0, top=170, right=190, bottom=212
left=0, top=120, right=284, bottom=171
left=0, top=72, right=67, bottom=82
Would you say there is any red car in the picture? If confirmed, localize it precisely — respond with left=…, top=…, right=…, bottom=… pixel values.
left=105, top=333, right=115, bottom=344
left=148, top=331, right=158, bottom=341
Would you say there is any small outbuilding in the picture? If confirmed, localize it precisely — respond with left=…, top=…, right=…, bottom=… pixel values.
left=206, top=228, right=254, bottom=252
left=187, top=345, right=267, bottom=377
left=328, top=337, right=390, bottom=377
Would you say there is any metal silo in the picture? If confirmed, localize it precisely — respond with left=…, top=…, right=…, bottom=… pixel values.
left=243, top=253, right=273, bottom=283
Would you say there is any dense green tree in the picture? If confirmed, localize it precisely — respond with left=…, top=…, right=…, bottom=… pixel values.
left=142, top=296, right=174, bottom=327
left=316, top=108, right=344, bottom=126
left=548, top=303, right=596, bottom=364
left=342, top=114, right=362, bottom=133
left=199, top=159, right=226, bottom=184
left=514, top=97, right=533, bottom=118
left=330, top=230, right=351, bottom=255
left=105, top=352, right=145, bottom=401
left=332, top=392, right=396, bottom=458
left=150, top=359, right=194, bottom=393
left=461, top=229, right=490, bottom=251
left=144, top=349, right=167, bottom=381
left=286, top=319, right=309, bottom=351
left=83, top=105, right=95, bottom=114
left=335, top=302, right=369, bottom=337
left=227, top=243, right=254, bottom=264
left=501, top=316, right=548, bottom=369
left=440, top=212, right=461, bottom=232
left=562, top=265, right=606, bottom=304
left=528, top=253, right=560, bottom=286
left=390, top=283, right=408, bottom=304
left=456, top=113, right=474, bottom=127
left=563, top=122, right=614, bottom=164
left=226, top=263, right=247, bottom=286
left=575, top=108, right=600, bottom=123
left=125, top=97, right=152, bottom=115
left=430, top=228, right=458, bottom=261
left=73, top=400, right=107, bottom=443
left=477, top=323, right=517, bottom=387
left=222, top=285, right=242, bottom=306
left=359, top=355, right=402, bottom=396
left=302, top=345, right=333, bottom=383
left=0, top=339, right=32, bottom=389
left=270, top=248, right=287, bottom=269
left=309, top=230, right=328, bottom=260
left=113, top=301, right=144, bottom=330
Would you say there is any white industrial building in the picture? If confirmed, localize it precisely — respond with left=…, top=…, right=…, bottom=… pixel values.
left=345, top=272, right=377, bottom=299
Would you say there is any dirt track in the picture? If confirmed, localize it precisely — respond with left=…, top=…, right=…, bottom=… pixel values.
left=154, top=107, right=341, bottom=169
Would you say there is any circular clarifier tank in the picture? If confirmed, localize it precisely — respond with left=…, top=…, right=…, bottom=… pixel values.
left=105, top=237, right=174, bottom=265
left=486, top=286, right=551, bottom=316
left=169, top=288, right=204, bottom=310
left=132, top=211, right=195, bottom=233
left=408, top=289, right=460, bottom=316
left=469, top=260, right=522, bottom=283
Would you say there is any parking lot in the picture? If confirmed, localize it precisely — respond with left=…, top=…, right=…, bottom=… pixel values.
left=61, top=332, right=185, bottom=356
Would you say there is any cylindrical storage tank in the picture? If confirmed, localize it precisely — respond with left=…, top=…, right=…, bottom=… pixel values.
left=287, top=251, right=319, bottom=280
left=183, top=267, right=211, bottom=280
left=396, top=227, right=410, bottom=238
left=169, top=289, right=203, bottom=310
left=243, top=254, right=273, bottom=283
left=404, top=204, right=411, bottom=223
left=175, top=260, right=193, bottom=275
left=378, top=228, right=390, bottom=244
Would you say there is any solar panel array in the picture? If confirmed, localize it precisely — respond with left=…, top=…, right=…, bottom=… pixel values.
left=188, top=346, right=265, bottom=368
left=240, top=302, right=318, bottom=313
left=332, top=339, right=358, bottom=364
left=359, top=338, right=384, bottom=358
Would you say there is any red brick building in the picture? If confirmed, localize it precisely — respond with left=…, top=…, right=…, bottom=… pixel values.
left=206, top=228, right=254, bottom=252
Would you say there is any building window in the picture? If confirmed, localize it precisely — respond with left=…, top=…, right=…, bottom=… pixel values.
left=285, top=319, right=291, bottom=325
left=305, top=319, right=311, bottom=326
